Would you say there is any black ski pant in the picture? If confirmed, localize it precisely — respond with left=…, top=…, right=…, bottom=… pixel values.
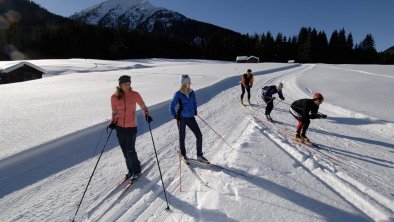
left=240, top=84, right=251, bottom=100
left=177, top=117, right=203, bottom=157
left=289, top=108, right=310, bottom=135
left=264, top=97, right=274, bottom=115
left=116, top=126, right=141, bottom=175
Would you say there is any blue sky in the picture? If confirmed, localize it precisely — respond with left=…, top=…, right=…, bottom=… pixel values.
left=32, top=0, right=393, bottom=51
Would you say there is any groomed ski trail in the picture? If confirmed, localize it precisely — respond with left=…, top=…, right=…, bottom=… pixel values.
left=104, top=64, right=393, bottom=221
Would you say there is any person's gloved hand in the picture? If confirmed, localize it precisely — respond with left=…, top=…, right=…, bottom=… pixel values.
left=145, top=115, right=153, bottom=124
left=174, top=115, right=180, bottom=120
left=108, top=121, right=116, bottom=129
left=281, top=97, right=285, bottom=101
left=317, top=114, right=327, bottom=119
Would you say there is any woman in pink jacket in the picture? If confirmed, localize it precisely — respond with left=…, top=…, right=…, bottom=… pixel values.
left=109, top=75, right=149, bottom=180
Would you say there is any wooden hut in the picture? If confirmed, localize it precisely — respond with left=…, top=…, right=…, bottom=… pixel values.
left=0, top=61, right=46, bottom=84
left=236, top=55, right=259, bottom=63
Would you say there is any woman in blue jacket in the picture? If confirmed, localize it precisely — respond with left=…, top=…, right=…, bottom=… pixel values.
left=169, top=75, right=208, bottom=164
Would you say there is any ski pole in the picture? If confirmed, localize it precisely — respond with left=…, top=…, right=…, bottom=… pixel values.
left=196, top=115, right=237, bottom=151
left=72, top=125, right=115, bottom=222
left=179, top=154, right=182, bottom=191
left=146, top=116, right=170, bottom=210
left=273, top=100, right=280, bottom=109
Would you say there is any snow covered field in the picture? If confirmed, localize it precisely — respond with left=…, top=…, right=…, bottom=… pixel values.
left=0, top=59, right=393, bottom=222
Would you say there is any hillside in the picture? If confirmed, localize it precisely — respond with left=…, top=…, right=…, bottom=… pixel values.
left=0, top=0, right=68, bottom=26
left=0, top=59, right=393, bottom=221
left=384, top=46, right=394, bottom=54
left=70, top=0, right=241, bottom=42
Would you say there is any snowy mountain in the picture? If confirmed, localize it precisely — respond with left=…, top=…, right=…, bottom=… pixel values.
left=70, top=0, right=186, bottom=32
left=70, top=0, right=240, bottom=41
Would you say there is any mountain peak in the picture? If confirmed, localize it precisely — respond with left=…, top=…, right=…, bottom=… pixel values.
left=86, top=0, right=155, bottom=13
left=70, top=0, right=184, bottom=31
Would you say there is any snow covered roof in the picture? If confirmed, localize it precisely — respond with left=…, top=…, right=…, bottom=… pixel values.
left=247, top=56, right=259, bottom=60
left=236, top=56, right=248, bottom=60
left=236, top=56, right=259, bottom=60
left=0, top=61, right=46, bottom=74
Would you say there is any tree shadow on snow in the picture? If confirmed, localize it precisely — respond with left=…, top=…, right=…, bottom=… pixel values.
left=191, top=163, right=370, bottom=222
left=267, top=107, right=394, bottom=151
left=308, top=127, right=394, bottom=150
left=0, top=101, right=170, bottom=197
left=0, top=64, right=300, bottom=198
left=106, top=176, right=238, bottom=222
left=327, top=116, right=393, bottom=126
left=271, top=117, right=394, bottom=167
left=315, top=144, right=394, bottom=169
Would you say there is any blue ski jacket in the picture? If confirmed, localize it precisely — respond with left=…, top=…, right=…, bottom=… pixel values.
left=262, top=85, right=284, bottom=100
left=169, top=90, right=197, bottom=118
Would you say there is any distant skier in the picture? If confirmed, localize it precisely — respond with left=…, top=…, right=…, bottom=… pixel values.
left=261, top=82, right=285, bottom=121
left=240, top=69, right=254, bottom=105
left=289, top=93, right=327, bottom=142
left=169, top=74, right=208, bottom=164
left=108, top=75, right=149, bottom=180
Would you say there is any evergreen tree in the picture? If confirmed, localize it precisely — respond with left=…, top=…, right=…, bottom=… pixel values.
left=316, top=31, right=329, bottom=62
left=345, top=33, right=354, bottom=63
left=261, top=32, right=275, bottom=62
left=274, top=33, right=285, bottom=62
left=297, top=27, right=315, bottom=62
left=328, top=30, right=339, bottom=63
left=356, top=34, right=378, bottom=63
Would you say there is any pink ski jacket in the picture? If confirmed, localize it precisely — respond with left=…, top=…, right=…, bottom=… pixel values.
left=111, top=90, right=148, bottom=127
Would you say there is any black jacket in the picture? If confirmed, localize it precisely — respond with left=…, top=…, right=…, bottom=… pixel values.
left=262, top=85, right=284, bottom=100
left=291, top=99, right=320, bottom=119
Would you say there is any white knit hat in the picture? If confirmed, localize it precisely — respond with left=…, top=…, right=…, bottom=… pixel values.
left=276, top=82, right=283, bottom=89
left=180, top=74, right=191, bottom=85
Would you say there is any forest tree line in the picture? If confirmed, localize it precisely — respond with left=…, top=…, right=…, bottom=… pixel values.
left=1, top=0, right=393, bottom=63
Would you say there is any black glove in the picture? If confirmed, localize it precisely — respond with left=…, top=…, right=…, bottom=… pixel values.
left=174, top=115, right=180, bottom=120
left=108, top=121, right=116, bottom=129
left=106, top=121, right=117, bottom=133
left=145, top=115, right=153, bottom=123
left=272, top=97, right=276, bottom=100
left=320, top=114, right=327, bottom=119
left=281, top=97, right=285, bottom=101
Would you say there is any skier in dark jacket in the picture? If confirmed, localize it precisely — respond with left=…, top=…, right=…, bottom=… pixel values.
left=240, top=69, right=254, bottom=105
left=261, top=82, right=285, bottom=121
left=289, top=93, right=327, bottom=142
left=169, top=74, right=208, bottom=164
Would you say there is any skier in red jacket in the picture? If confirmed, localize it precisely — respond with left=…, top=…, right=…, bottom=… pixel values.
left=109, top=75, right=149, bottom=180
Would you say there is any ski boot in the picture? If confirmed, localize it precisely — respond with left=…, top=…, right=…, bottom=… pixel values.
left=197, top=155, right=210, bottom=164
left=265, top=115, right=273, bottom=122
left=124, top=173, right=131, bottom=180
left=179, top=154, right=189, bottom=165
left=247, top=99, right=251, bottom=105
left=240, top=99, right=244, bottom=105
left=301, top=134, right=310, bottom=143
left=294, top=132, right=303, bottom=142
